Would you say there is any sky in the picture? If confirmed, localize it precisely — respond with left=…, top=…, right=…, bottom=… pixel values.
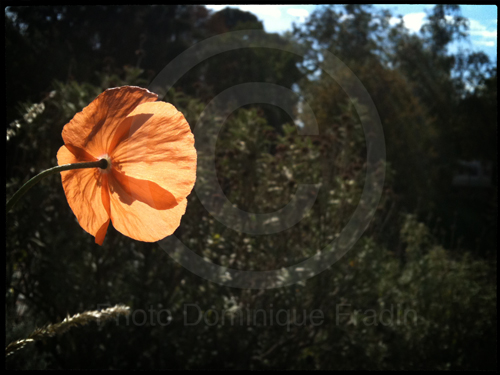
left=205, top=4, right=497, bottom=63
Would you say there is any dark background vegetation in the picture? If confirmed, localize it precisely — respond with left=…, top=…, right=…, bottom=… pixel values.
left=5, top=4, right=497, bottom=370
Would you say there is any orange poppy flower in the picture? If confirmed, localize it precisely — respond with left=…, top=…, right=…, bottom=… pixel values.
left=56, top=86, right=197, bottom=245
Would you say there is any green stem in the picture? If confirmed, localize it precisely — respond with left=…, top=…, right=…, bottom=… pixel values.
left=6, top=159, right=108, bottom=213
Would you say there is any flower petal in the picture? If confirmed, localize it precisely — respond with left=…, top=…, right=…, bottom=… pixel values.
left=95, top=174, right=112, bottom=245
left=108, top=173, right=188, bottom=242
left=64, top=144, right=98, bottom=163
left=111, top=168, right=178, bottom=210
left=62, top=86, right=158, bottom=158
left=95, top=219, right=110, bottom=246
left=111, top=101, right=197, bottom=204
left=57, top=145, right=110, bottom=244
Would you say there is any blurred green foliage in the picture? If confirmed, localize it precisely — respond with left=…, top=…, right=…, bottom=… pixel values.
left=5, top=4, right=497, bottom=370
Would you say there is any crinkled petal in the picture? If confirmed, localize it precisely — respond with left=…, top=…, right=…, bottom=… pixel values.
left=57, top=145, right=110, bottom=244
left=111, top=101, right=197, bottom=204
left=108, top=172, right=188, bottom=242
left=62, top=86, right=158, bottom=158
left=64, top=144, right=98, bottom=163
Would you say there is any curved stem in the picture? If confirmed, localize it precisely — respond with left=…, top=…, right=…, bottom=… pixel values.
left=6, top=159, right=108, bottom=213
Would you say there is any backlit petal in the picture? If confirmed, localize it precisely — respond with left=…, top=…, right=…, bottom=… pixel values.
left=62, top=86, right=158, bottom=158
left=111, top=101, right=197, bottom=204
left=108, top=173, right=188, bottom=242
left=111, top=168, right=178, bottom=210
left=57, top=145, right=110, bottom=244
left=95, top=219, right=110, bottom=246
left=64, top=144, right=97, bottom=163
left=95, top=174, right=112, bottom=245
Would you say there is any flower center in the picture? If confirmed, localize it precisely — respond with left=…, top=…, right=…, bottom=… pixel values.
left=98, top=154, right=112, bottom=174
